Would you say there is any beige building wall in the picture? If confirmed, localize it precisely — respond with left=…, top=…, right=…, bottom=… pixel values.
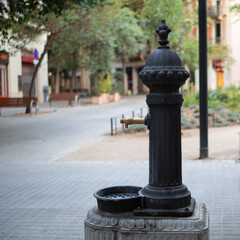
left=194, top=0, right=240, bottom=90
left=7, top=51, right=22, bottom=97
left=194, top=64, right=217, bottom=92
left=3, top=33, right=48, bottom=102
left=229, top=1, right=240, bottom=87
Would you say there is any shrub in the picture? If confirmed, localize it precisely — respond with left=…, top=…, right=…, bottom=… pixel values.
left=90, top=70, right=112, bottom=96
left=183, top=93, right=198, bottom=107
left=112, top=71, right=124, bottom=95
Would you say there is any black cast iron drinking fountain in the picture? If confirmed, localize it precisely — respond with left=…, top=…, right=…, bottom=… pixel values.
left=94, top=19, right=194, bottom=217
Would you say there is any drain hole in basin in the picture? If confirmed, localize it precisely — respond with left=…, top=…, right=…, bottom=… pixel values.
left=105, top=193, right=139, bottom=200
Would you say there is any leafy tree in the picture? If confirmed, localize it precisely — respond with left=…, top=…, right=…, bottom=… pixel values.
left=48, top=2, right=144, bottom=95
left=119, top=0, right=145, bottom=17
left=49, top=6, right=93, bottom=93
left=0, top=0, right=105, bottom=45
left=208, top=44, right=228, bottom=61
left=118, top=0, right=199, bottom=89
left=112, top=7, right=144, bottom=92
left=180, top=37, right=198, bottom=86
left=0, top=0, right=105, bottom=112
left=142, top=0, right=185, bottom=50
left=48, top=4, right=115, bottom=93
left=92, top=2, right=144, bottom=93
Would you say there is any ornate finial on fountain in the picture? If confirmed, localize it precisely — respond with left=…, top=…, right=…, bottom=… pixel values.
left=156, top=19, right=171, bottom=48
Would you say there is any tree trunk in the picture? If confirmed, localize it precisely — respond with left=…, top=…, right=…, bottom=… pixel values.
left=122, top=59, right=128, bottom=95
left=81, top=68, right=87, bottom=90
left=190, top=70, right=195, bottom=93
left=26, top=33, right=54, bottom=113
left=70, top=52, right=77, bottom=93
left=55, top=63, right=60, bottom=93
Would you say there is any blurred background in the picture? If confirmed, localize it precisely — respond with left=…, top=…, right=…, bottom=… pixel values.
left=0, top=0, right=240, bottom=104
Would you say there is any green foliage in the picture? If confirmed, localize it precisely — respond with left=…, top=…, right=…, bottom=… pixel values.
left=125, top=124, right=147, bottom=133
left=48, top=1, right=144, bottom=82
left=208, top=87, right=240, bottom=110
left=183, top=86, right=240, bottom=111
left=120, top=0, right=145, bottom=16
left=139, top=0, right=198, bottom=73
left=111, top=5, right=144, bottom=63
left=0, top=0, right=105, bottom=47
left=141, top=0, right=197, bottom=51
left=208, top=44, right=228, bottom=61
left=112, top=71, right=124, bottom=94
left=181, top=112, right=199, bottom=129
left=91, top=70, right=112, bottom=95
left=230, top=3, right=240, bottom=16
left=97, top=71, right=112, bottom=94
left=180, top=37, right=198, bottom=72
left=183, top=92, right=198, bottom=107
left=142, top=0, right=184, bottom=49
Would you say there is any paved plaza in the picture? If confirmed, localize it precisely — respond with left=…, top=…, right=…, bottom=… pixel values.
left=1, top=159, right=240, bottom=240
left=0, top=97, right=240, bottom=239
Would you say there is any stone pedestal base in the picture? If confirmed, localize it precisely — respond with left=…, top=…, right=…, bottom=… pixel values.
left=85, top=202, right=209, bottom=240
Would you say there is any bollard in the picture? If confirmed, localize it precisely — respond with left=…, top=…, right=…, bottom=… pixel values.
left=110, top=118, right=113, bottom=135
left=140, top=107, right=143, bottom=118
left=238, top=132, right=240, bottom=160
left=115, top=117, right=117, bottom=135
left=132, top=111, right=135, bottom=118
left=122, top=114, right=125, bottom=132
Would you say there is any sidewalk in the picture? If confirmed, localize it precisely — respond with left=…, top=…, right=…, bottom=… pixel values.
left=0, top=98, right=93, bottom=117
left=59, top=125, right=240, bottom=162
left=0, top=159, right=240, bottom=239
left=0, top=98, right=240, bottom=239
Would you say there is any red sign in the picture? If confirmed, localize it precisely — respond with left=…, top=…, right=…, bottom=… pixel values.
left=212, top=60, right=224, bottom=69
left=0, top=52, right=9, bottom=64
left=22, top=56, right=34, bottom=64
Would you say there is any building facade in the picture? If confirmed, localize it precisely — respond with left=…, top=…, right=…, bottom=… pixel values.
left=0, top=34, right=48, bottom=103
left=194, top=0, right=240, bottom=91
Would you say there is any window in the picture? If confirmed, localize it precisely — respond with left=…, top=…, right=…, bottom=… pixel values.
left=215, top=23, right=221, bottom=43
left=18, top=75, right=22, bottom=91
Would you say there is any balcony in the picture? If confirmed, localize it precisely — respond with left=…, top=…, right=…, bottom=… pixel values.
left=208, top=37, right=223, bottom=44
left=208, top=6, right=223, bottom=19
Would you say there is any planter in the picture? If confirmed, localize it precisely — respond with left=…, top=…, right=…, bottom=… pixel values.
left=92, top=96, right=103, bottom=105
left=109, top=94, right=114, bottom=102
left=113, top=92, right=121, bottom=102
left=92, top=92, right=120, bottom=104
left=101, top=93, right=109, bottom=104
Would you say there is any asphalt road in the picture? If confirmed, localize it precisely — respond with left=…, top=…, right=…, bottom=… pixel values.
left=0, top=95, right=146, bottom=166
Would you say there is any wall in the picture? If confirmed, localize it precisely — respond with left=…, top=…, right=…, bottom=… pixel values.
left=229, top=8, right=240, bottom=86
left=7, top=51, right=22, bottom=97
left=4, top=33, right=48, bottom=102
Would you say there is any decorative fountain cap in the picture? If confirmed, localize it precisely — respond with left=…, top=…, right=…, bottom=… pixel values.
left=156, top=19, right=171, bottom=49
left=139, top=19, right=189, bottom=93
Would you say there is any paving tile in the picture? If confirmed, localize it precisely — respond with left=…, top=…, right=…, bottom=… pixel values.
left=1, top=161, right=240, bottom=239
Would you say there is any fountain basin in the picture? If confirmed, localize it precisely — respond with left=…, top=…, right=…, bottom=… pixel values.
left=94, top=185, right=142, bottom=213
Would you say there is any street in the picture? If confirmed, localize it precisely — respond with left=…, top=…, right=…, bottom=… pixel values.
left=0, top=96, right=146, bottom=165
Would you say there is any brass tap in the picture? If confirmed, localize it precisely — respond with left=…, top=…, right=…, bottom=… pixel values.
left=120, top=118, right=145, bottom=128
